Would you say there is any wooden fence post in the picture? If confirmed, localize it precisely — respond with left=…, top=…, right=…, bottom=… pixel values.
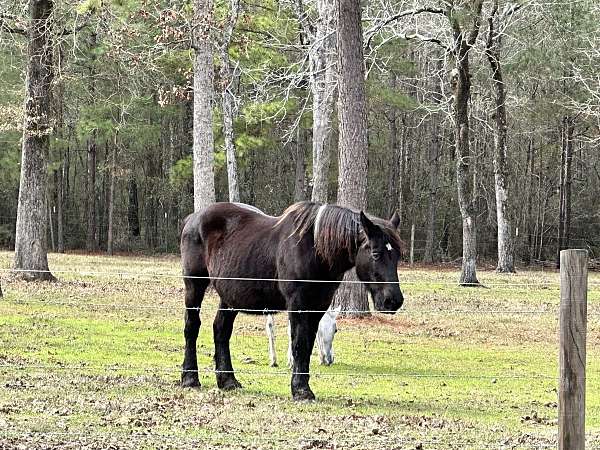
left=409, top=224, right=415, bottom=266
left=559, top=249, right=588, bottom=450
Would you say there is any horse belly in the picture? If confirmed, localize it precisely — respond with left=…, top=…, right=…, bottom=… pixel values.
left=213, top=280, right=286, bottom=314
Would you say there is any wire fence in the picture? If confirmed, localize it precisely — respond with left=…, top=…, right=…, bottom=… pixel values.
left=2, top=267, right=600, bottom=288
left=1, top=262, right=598, bottom=447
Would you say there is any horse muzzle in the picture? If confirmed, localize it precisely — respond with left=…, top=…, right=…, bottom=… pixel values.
left=373, top=288, right=403, bottom=314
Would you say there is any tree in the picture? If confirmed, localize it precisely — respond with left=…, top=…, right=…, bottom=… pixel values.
left=193, top=0, right=216, bottom=211
left=332, top=0, right=369, bottom=316
left=485, top=0, right=517, bottom=273
left=219, top=0, right=241, bottom=202
left=293, top=0, right=337, bottom=203
left=448, top=0, right=484, bottom=285
left=13, top=0, right=56, bottom=281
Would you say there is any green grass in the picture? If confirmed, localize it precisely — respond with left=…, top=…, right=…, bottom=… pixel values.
left=1, top=251, right=599, bottom=449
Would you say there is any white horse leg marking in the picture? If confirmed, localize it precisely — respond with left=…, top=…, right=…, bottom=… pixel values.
left=265, top=314, right=277, bottom=367
left=284, top=308, right=339, bottom=368
left=287, top=319, right=294, bottom=368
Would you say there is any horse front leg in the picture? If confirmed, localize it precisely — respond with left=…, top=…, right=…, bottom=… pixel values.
left=213, top=304, right=241, bottom=390
left=182, top=278, right=208, bottom=388
left=289, top=310, right=322, bottom=401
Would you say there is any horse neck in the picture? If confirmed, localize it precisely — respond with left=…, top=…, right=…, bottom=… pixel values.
left=327, top=247, right=357, bottom=278
left=314, top=233, right=360, bottom=279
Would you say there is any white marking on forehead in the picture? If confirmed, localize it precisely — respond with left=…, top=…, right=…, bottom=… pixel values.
left=386, top=243, right=392, bottom=251
left=314, top=204, right=328, bottom=242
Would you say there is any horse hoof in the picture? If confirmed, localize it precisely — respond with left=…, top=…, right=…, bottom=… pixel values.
left=270, top=362, right=278, bottom=368
left=181, top=374, right=200, bottom=388
left=218, top=378, right=242, bottom=391
left=293, top=389, right=316, bottom=402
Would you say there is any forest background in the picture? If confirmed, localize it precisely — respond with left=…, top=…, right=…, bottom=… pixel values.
left=1, top=0, right=599, bottom=275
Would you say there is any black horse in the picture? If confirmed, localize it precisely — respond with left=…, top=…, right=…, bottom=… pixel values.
left=180, top=201, right=404, bottom=401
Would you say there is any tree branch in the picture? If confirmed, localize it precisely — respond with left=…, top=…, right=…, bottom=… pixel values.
left=0, top=12, right=27, bottom=36
left=365, top=7, right=447, bottom=49
left=396, top=31, right=451, bottom=53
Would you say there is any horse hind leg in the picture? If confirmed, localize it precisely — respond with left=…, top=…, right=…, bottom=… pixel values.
left=181, top=266, right=209, bottom=388
left=213, top=302, right=242, bottom=390
left=266, top=315, right=278, bottom=367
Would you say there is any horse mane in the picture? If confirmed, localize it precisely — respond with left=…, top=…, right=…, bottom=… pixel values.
left=276, top=202, right=403, bottom=266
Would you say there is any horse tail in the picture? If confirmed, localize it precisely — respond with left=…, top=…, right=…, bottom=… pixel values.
left=179, top=214, right=192, bottom=241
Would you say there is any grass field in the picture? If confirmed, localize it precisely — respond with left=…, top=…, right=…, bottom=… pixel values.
left=1, top=251, right=599, bottom=449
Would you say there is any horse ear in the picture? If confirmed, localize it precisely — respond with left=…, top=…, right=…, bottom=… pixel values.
left=390, top=211, right=400, bottom=229
left=359, top=211, right=380, bottom=241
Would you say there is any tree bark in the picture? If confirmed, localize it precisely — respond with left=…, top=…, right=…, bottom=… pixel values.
left=56, top=161, right=64, bottom=253
left=294, top=127, right=308, bottom=201
left=422, top=120, right=440, bottom=264
left=219, top=0, right=241, bottom=203
left=309, top=0, right=336, bottom=203
left=557, top=116, right=574, bottom=267
left=13, top=0, right=56, bottom=281
left=128, top=175, right=140, bottom=238
left=193, top=0, right=216, bottom=211
left=423, top=61, right=442, bottom=264
left=86, top=138, right=97, bottom=251
left=332, top=0, right=369, bottom=316
left=486, top=1, right=515, bottom=273
left=449, top=1, right=483, bottom=286
left=107, top=139, right=117, bottom=255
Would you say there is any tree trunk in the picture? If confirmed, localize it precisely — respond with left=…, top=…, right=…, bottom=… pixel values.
left=128, top=175, right=140, bottom=238
left=423, top=61, right=442, bottom=264
left=525, top=137, right=534, bottom=264
left=294, top=128, right=308, bottom=201
left=193, top=0, right=216, bottom=211
left=385, top=112, right=398, bottom=217
left=107, top=140, right=117, bottom=255
left=422, top=120, right=440, bottom=264
left=449, top=2, right=483, bottom=286
left=221, top=63, right=240, bottom=203
left=332, top=0, right=369, bottom=316
left=56, top=161, right=64, bottom=253
left=86, top=138, right=97, bottom=251
left=310, top=0, right=336, bottom=204
left=47, top=191, right=55, bottom=252
left=13, top=0, right=56, bottom=281
left=486, top=3, right=515, bottom=273
left=220, top=0, right=241, bottom=203
left=557, top=116, right=574, bottom=267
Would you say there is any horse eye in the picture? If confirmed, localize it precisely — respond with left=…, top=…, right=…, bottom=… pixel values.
left=372, top=252, right=381, bottom=261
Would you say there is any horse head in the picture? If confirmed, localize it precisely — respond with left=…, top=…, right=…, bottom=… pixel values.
left=355, top=211, right=404, bottom=314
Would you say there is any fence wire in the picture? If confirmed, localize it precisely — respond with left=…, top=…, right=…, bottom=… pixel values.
left=3, top=267, right=600, bottom=288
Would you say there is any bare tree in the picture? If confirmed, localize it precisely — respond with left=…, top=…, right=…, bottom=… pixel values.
left=302, top=0, right=337, bottom=203
left=422, top=60, right=443, bottom=264
left=332, top=0, right=369, bottom=316
left=219, top=0, right=241, bottom=202
left=485, top=0, right=518, bottom=273
left=193, top=0, right=216, bottom=211
left=557, top=115, right=574, bottom=267
left=365, top=1, right=483, bottom=284
left=13, top=0, right=56, bottom=281
left=448, top=0, right=484, bottom=285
